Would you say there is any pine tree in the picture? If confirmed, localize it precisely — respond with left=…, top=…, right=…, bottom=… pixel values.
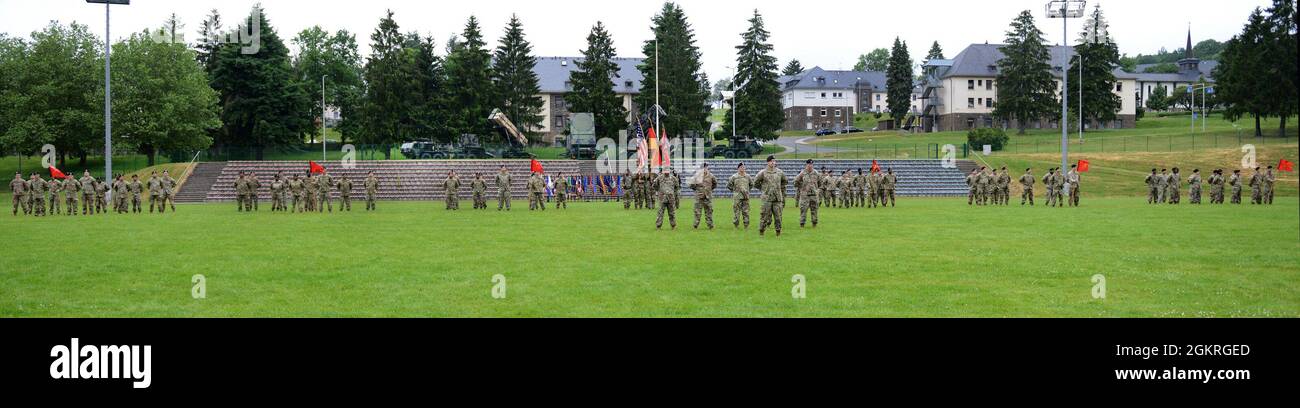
left=1265, top=0, right=1297, bottom=136
left=1069, top=5, right=1122, bottom=133
left=885, top=37, right=913, bottom=123
left=1216, top=9, right=1271, bottom=136
left=195, top=9, right=222, bottom=75
left=445, top=16, right=498, bottom=137
left=360, top=10, right=418, bottom=157
left=993, top=10, right=1058, bottom=134
left=567, top=22, right=626, bottom=140
left=492, top=15, right=544, bottom=140
left=724, top=10, right=783, bottom=141
left=782, top=59, right=804, bottom=76
left=407, top=33, right=450, bottom=144
left=635, top=3, right=711, bottom=138
left=926, top=41, right=945, bottom=61
left=209, top=6, right=311, bottom=159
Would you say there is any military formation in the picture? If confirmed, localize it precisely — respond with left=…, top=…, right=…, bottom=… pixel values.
left=435, top=166, right=573, bottom=212
left=9, top=170, right=176, bottom=217
left=234, top=170, right=380, bottom=213
left=1145, top=166, right=1277, bottom=205
left=968, top=165, right=1081, bottom=207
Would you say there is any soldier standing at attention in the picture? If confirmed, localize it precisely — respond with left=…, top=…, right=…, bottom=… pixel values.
left=77, top=170, right=96, bottom=215
left=527, top=171, right=545, bottom=211
left=1263, top=166, right=1276, bottom=205
left=998, top=167, right=1012, bottom=206
left=337, top=176, right=353, bottom=211
left=671, top=168, right=682, bottom=211
left=654, top=167, right=677, bottom=230
left=146, top=172, right=160, bottom=213
left=1248, top=167, right=1263, bottom=205
left=794, top=160, right=820, bottom=228
left=269, top=175, right=283, bottom=212
left=48, top=175, right=62, bottom=216
left=1155, top=169, right=1168, bottom=204
left=364, top=171, right=379, bottom=211
left=1019, top=168, right=1035, bottom=206
left=976, top=167, right=991, bottom=206
left=249, top=172, right=262, bottom=211
left=1208, top=170, right=1224, bottom=204
left=94, top=178, right=109, bottom=214
left=1066, top=164, right=1080, bottom=207
left=112, top=175, right=127, bottom=213
left=9, top=172, right=27, bottom=216
left=288, top=175, right=303, bottom=212
left=63, top=172, right=80, bottom=215
left=305, top=172, right=319, bottom=212
left=29, top=173, right=46, bottom=216
left=555, top=173, right=570, bottom=210
left=1144, top=169, right=1159, bottom=204
left=754, top=156, right=788, bottom=236
left=622, top=170, right=633, bottom=210
left=854, top=169, right=867, bottom=207
left=966, top=168, right=979, bottom=206
left=235, top=173, right=248, bottom=212
left=840, top=171, right=854, bottom=208
left=728, top=162, right=753, bottom=229
left=317, top=171, right=333, bottom=213
left=125, top=175, right=141, bottom=214
left=161, top=170, right=177, bottom=213
left=493, top=165, right=512, bottom=211
left=470, top=174, right=487, bottom=210
left=443, top=170, right=461, bottom=210
left=1188, top=169, right=1203, bottom=205
left=690, top=163, right=717, bottom=229
left=1051, top=167, right=1066, bottom=208
left=1167, top=168, right=1182, bottom=205
left=1040, top=168, right=1056, bottom=207
left=1229, top=170, right=1243, bottom=204
left=817, top=167, right=831, bottom=208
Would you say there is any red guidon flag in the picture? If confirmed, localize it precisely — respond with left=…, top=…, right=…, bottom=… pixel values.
left=871, top=160, right=881, bottom=173
left=530, top=158, right=544, bottom=174
left=1280, top=159, right=1295, bottom=172
left=1078, top=160, right=1091, bottom=172
left=309, top=161, right=326, bottom=174
left=49, top=166, right=67, bottom=180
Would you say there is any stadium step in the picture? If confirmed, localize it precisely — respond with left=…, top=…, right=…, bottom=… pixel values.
left=174, top=162, right=227, bottom=204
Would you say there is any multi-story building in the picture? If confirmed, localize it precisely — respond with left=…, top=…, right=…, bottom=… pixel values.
left=778, top=66, right=924, bottom=132
left=920, top=43, right=1139, bottom=132
left=531, top=56, right=645, bottom=144
left=1134, top=31, right=1216, bottom=109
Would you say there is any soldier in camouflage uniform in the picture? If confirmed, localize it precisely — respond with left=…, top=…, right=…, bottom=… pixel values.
left=94, top=179, right=109, bottom=214
left=317, top=171, right=333, bottom=213
left=998, top=167, right=1011, bottom=206
left=1263, top=166, right=1276, bottom=205
left=884, top=169, right=897, bottom=207
left=1248, top=167, right=1262, bottom=205
left=1019, top=168, right=1035, bottom=206
left=1041, top=168, right=1056, bottom=207
left=1144, top=169, right=1159, bottom=204
left=146, top=172, right=161, bottom=213
left=1167, top=168, right=1182, bottom=205
left=63, top=172, right=80, bottom=215
left=28, top=173, right=46, bottom=216
left=48, top=175, right=62, bottom=215
left=853, top=169, right=867, bottom=207
left=690, top=163, right=717, bottom=229
left=1229, top=170, right=1243, bottom=204
left=728, top=162, right=753, bottom=229
left=1155, top=169, right=1168, bottom=204
left=161, top=170, right=177, bottom=213
left=1188, top=169, right=1203, bottom=205
left=290, top=175, right=305, bottom=212
left=622, top=170, right=634, bottom=210
left=235, top=173, right=249, bottom=212
left=794, top=160, right=821, bottom=228
left=754, top=156, right=788, bottom=236
left=1051, top=167, right=1066, bottom=208
left=112, top=175, right=127, bottom=213
left=365, top=171, right=380, bottom=211
left=304, top=173, right=319, bottom=212
left=654, top=167, right=676, bottom=229
left=10, top=172, right=27, bottom=216
left=248, top=172, right=262, bottom=211
left=966, top=169, right=979, bottom=206
left=671, top=169, right=682, bottom=211
left=269, top=174, right=284, bottom=212
left=471, top=174, right=487, bottom=210
left=1208, top=170, right=1224, bottom=204
left=816, top=167, right=831, bottom=208
left=495, top=166, right=512, bottom=211
left=1066, top=165, right=1080, bottom=207
left=77, top=171, right=96, bottom=215
left=838, top=171, right=853, bottom=208
left=555, top=174, right=570, bottom=210
left=338, top=175, right=353, bottom=211
left=527, top=171, right=545, bottom=211
left=976, top=167, right=992, bottom=206
left=128, top=174, right=143, bottom=213
left=443, top=170, right=461, bottom=210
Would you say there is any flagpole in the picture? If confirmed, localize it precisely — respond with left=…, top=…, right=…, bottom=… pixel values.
left=654, top=39, right=662, bottom=170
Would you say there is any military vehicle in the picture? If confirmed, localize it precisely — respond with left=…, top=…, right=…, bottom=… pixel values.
left=488, top=109, right=537, bottom=159
left=707, top=137, right=765, bottom=159
left=565, top=113, right=598, bottom=160
left=400, top=135, right=496, bottom=159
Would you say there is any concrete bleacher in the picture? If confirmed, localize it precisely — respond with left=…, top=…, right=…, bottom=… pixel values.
left=185, top=159, right=968, bottom=202
left=199, top=160, right=582, bottom=202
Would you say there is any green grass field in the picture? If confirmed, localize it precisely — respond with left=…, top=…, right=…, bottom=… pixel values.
left=2, top=197, right=1296, bottom=317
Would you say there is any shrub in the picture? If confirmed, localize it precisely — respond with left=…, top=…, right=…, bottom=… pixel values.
left=967, top=127, right=1009, bottom=151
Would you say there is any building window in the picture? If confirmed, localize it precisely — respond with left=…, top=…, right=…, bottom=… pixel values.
left=966, top=118, right=976, bottom=129
left=1116, top=83, right=1123, bottom=92
left=806, top=108, right=813, bottom=117
left=968, top=80, right=975, bottom=90
left=985, top=99, right=994, bottom=108
left=554, top=115, right=566, bottom=128
left=835, top=109, right=842, bottom=117
left=806, top=122, right=813, bottom=130
left=821, top=92, right=827, bottom=98
left=820, top=109, right=828, bottom=117
left=987, top=81, right=994, bottom=90
left=968, top=98, right=975, bottom=108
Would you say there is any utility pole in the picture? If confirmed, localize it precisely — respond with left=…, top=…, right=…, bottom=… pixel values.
left=1047, top=0, right=1086, bottom=172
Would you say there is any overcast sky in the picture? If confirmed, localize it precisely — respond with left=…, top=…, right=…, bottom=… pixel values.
left=0, top=0, right=1274, bottom=81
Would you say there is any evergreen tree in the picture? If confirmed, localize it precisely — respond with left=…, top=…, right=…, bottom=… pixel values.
left=1068, top=5, right=1122, bottom=132
left=993, top=10, right=1058, bottom=134
left=925, top=41, right=945, bottom=61
left=195, top=9, right=222, bottom=75
left=492, top=15, right=544, bottom=140
left=360, top=10, right=419, bottom=157
left=1264, top=0, right=1297, bottom=136
left=782, top=59, right=804, bottom=76
left=885, top=37, right=913, bottom=123
left=1145, top=85, right=1170, bottom=111
left=444, top=16, right=498, bottom=138
left=1216, top=9, right=1272, bottom=136
left=567, top=22, right=626, bottom=140
left=723, top=10, right=783, bottom=141
left=408, top=33, right=450, bottom=144
left=209, top=6, right=312, bottom=159
left=635, top=2, right=711, bottom=138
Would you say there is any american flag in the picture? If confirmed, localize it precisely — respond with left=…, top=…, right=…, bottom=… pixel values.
left=634, top=116, right=649, bottom=172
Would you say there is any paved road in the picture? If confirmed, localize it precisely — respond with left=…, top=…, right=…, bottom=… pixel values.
left=771, top=135, right=862, bottom=156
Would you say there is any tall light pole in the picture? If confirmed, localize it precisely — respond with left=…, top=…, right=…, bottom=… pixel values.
left=87, top=0, right=129, bottom=198
left=1047, top=0, right=1086, bottom=172
left=322, top=74, right=328, bottom=161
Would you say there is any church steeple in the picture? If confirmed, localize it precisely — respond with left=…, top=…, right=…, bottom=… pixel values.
left=1178, top=26, right=1201, bottom=74
left=1185, top=27, right=1194, bottom=59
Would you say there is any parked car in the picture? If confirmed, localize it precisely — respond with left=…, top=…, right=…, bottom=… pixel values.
left=840, top=126, right=864, bottom=134
left=815, top=128, right=837, bottom=136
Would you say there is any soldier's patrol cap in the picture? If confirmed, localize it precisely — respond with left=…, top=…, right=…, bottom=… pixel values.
left=766, top=155, right=776, bottom=162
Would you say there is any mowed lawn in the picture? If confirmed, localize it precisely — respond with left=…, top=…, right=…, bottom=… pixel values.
left=1, top=197, right=1297, bottom=317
